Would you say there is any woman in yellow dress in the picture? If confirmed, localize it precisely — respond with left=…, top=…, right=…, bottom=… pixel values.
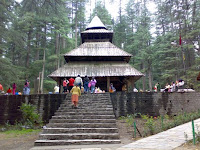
left=70, top=85, right=81, bottom=108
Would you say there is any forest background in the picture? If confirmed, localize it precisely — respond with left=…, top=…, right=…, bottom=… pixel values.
left=0, top=0, right=200, bottom=93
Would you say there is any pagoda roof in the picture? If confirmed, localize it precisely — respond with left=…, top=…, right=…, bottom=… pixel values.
left=81, top=29, right=113, bottom=34
left=48, top=61, right=144, bottom=81
left=64, top=42, right=132, bottom=57
left=86, top=16, right=106, bottom=30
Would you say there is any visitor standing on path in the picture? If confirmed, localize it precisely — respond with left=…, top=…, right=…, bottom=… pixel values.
left=68, top=77, right=75, bottom=92
left=74, top=75, right=83, bottom=90
left=83, top=75, right=89, bottom=93
left=12, top=83, right=16, bottom=95
left=23, top=80, right=30, bottom=95
left=90, top=77, right=97, bottom=93
left=70, top=85, right=81, bottom=108
left=62, top=78, right=68, bottom=93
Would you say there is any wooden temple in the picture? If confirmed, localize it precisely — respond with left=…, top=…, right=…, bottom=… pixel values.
left=49, top=16, right=144, bottom=92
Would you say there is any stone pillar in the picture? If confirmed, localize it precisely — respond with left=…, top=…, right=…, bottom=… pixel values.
left=107, top=76, right=110, bottom=92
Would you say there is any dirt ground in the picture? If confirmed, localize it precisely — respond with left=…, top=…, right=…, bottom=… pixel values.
left=0, top=120, right=199, bottom=150
left=0, top=131, right=39, bottom=150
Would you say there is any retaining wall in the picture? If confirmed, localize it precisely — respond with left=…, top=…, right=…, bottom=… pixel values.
left=1, top=92, right=200, bottom=124
left=110, top=92, right=200, bottom=118
left=0, top=94, right=66, bottom=125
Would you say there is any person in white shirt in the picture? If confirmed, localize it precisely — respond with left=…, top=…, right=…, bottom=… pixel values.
left=54, top=85, right=59, bottom=94
left=133, top=87, right=138, bottom=92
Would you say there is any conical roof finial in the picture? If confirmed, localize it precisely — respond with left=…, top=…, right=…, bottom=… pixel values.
left=86, top=16, right=106, bottom=30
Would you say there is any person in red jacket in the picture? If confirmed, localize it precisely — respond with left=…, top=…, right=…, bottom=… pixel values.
left=62, top=78, right=69, bottom=93
left=7, top=88, right=12, bottom=95
left=68, top=77, right=75, bottom=92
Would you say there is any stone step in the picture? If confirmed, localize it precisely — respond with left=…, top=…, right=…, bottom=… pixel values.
left=64, top=93, right=107, bottom=98
left=38, top=133, right=119, bottom=140
left=55, top=111, right=114, bottom=116
left=58, top=106, right=113, bottom=112
left=64, top=97, right=110, bottom=101
left=35, top=139, right=121, bottom=146
left=49, top=119, right=116, bottom=123
left=65, top=95, right=110, bottom=98
left=56, top=109, right=114, bottom=113
left=47, top=123, right=117, bottom=128
left=34, top=93, right=121, bottom=146
left=62, top=100, right=111, bottom=103
left=42, top=128, right=119, bottom=134
left=63, top=101, right=111, bottom=104
left=52, top=115, right=115, bottom=119
left=60, top=104, right=113, bottom=108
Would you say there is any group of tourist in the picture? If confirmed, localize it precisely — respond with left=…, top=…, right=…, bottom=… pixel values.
left=56, top=75, right=116, bottom=109
left=154, top=79, right=185, bottom=92
left=163, top=79, right=185, bottom=92
left=56, top=75, right=98, bottom=94
left=0, top=80, right=30, bottom=95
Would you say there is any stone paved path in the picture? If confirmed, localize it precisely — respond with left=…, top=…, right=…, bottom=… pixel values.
left=30, top=118, right=200, bottom=150
left=118, top=118, right=200, bottom=150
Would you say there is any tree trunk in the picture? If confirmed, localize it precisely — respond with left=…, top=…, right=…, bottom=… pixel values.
left=40, top=49, right=45, bottom=94
left=119, top=0, right=122, bottom=23
left=35, top=32, right=40, bottom=60
left=40, top=23, right=47, bottom=94
left=169, top=1, right=174, bottom=32
left=61, top=37, right=65, bottom=67
left=26, top=29, right=32, bottom=67
left=148, top=66, right=152, bottom=91
left=191, top=0, right=196, bottom=28
left=12, top=43, right=15, bottom=65
left=55, top=32, right=59, bottom=69
left=34, top=32, right=40, bottom=94
left=89, top=0, right=92, bottom=20
left=75, top=1, right=78, bottom=48
left=142, top=76, right=146, bottom=92
left=142, top=62, right=146, bottom=91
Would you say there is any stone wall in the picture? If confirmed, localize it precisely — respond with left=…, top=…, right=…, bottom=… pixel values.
left=1, top=92, right=200, bottom=124
left=0, top=94, right=66, bottom=125
left=110, top=92, right=200, bottom=118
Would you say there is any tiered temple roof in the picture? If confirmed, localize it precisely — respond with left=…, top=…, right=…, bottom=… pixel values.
left=49, top=16, right=143, bottom=91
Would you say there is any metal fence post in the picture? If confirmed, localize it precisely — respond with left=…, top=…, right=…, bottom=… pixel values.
left=134, top=121, right=136, bottom=138
left=192, top=120, right=196, bottom=145
left=161, top=116, right=164, bottom=130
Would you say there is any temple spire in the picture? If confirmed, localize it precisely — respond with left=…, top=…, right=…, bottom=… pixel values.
left=86, top=16, right=106, bottom=30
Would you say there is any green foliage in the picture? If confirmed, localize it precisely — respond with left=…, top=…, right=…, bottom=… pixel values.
left=44, top=79, right=56, bottom=92
left=19, top=103, right=42, bottom=128
left=125, top=114, right=135, bottom=126
left=0, top=0, right=200, bottom=92
left=141, top=115, right=156, bottom=135
left=119, top=110, right=200, bottom=138
left=91, top=1, right=113, bottom=26
left=2, top=128, right=41, bottom=136
left=196, top=128, right=200, bottom=143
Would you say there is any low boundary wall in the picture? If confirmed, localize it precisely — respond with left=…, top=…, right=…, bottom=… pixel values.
left=1, top=92, right=200, bottom=124
left=110, top=92, right=200, bottom=118
left=0, top=94, right=66, bottom=125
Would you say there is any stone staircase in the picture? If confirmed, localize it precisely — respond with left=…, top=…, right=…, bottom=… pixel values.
left=35, top=93, right=121, bottom=146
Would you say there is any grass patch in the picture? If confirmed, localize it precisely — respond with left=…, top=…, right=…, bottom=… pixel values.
left=0, top=128, right=41, bottom=138
left=118, top=110, right=200, bottom=138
